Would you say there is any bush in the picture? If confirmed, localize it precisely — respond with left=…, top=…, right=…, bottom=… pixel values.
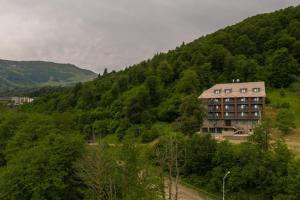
left=141, top=129, right=159, bottom=143
left=277, top=108, right=296, bottom=134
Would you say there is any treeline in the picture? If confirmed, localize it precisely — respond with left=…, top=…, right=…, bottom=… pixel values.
left=152, top=123, right=300, bottom=200
left=1, top=112, right=299, bottom=199
left=0, top=112, right=162, bottom=199
left=27, top=5, right=300, bottom=139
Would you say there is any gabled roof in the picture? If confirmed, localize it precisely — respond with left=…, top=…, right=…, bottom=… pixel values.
left=199, top=81, right=266, bottom=99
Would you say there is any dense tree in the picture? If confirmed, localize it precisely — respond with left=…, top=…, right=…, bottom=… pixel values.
left=248, top=123, right=271, bottom=152
left=269, top=48, right=298, bottom=88
left=174, top=94, right=205, bottom=134
left=0, top=136, right=83, bottom=200
left=276, top=108, right=296, bottom=134
left=157, top=60, right=174, bottom=85
left=184, top=134, right=217, bottom=175
left=234, top=35, right=256, bottom=56
left=176, top=69, right=200, bottom=94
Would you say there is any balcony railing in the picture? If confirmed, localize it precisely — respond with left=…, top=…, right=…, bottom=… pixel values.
left=224, top=108, right=235, bottom=112
left=250, top=114, right=260, bottom=119
left=237, top=107, right=249, bottom=111
left=251, top=107, right=262, bottom=111
left=208, top=108, right=221, bottom=112
left=236, top=112, right=249, bottom=118
left=223, top=99, right=235, bottom=104
left=237, top=100, right=248, bottom=104
left=251, top=99, right=264, bottom=104
left=224, top=114, right=236, bottom=119
left=208, top=100, right=221, bottom=105
left=208, top=115, right=222, bottom=120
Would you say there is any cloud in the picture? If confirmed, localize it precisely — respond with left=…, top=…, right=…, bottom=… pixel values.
left=0, top=0, right=299, bottom=73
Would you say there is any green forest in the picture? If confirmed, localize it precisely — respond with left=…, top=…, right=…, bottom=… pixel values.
left=0, top=5, right=300, bottom=200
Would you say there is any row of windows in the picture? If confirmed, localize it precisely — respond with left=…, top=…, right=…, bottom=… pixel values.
left=212, top=112, right=260, bottom=117
left=211, top=97, right=261, bottom=103
left=211, top=104, right=261, bottom=110
left=214, top=88, right=261, bottom=94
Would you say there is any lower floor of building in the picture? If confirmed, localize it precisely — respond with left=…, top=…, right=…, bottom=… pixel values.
left=201, top=119, right=260, bottom=134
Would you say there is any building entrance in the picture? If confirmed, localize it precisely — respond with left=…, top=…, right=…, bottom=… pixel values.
left=225, top=120, right=231, bottom=126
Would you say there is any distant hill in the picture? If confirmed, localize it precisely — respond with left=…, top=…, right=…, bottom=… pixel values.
left=0, top=59, right=97, bottom=95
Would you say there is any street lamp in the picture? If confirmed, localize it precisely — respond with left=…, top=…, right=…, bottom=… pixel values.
left=223, top=171, right=230, bottom=200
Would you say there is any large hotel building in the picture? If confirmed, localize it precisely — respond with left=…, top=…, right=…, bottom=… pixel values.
left=198, top=81, right=266, bottom=134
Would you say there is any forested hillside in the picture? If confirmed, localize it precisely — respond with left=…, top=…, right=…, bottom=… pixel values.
left=0, top=59, right=97, bottom=95
left=30, top=5, right=300, bottom=136
left=1, top=5, right=300, bottom=200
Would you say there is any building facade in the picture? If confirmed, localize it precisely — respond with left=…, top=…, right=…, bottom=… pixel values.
left=11, top=97, right=34, bottom=105
left=199, top=82, right=266, bottom=134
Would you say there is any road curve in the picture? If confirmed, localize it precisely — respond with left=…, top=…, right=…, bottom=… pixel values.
left=166, top=182, right=212, bottom=200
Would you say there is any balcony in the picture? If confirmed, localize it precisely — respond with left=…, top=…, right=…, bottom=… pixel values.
left=223, top=98, right=235, bottom=104
left=208, top=113, right=222, bottom=120
left=237, top=99, right=248, bottom=104
left=237, top=112, right=249, bottom=119
left=224, top=115, right=236, bottom=119
left=251, top=106, right=262, bottom=111
left=208, top=99, right=221, bottom=105
left=208, top=109, right=221, bottom=112
left=251, top=99, right=264, bottom=104
left=224, top=108, right=236, bottom=112
left=237, top=107, right=249, bottom=112
left=250, top=112, right=261, bottom=119
left=224, top=113, right=236, bottom=119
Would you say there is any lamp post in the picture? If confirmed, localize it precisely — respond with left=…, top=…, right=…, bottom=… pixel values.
left=223, top=171, right=230, bottom=200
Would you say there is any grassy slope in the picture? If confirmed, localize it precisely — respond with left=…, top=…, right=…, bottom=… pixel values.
left=265, top=86, right=300, bottom=154
left=267, top=88, right=300, bottom=127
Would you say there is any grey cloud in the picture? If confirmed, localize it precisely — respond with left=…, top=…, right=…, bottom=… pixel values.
left=0, top=0, right=299, bottom=73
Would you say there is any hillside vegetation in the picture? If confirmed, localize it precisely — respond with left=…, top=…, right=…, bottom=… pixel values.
left=1, top=5, right=300, bottom=200
left=30, top=5, right=300, bottom=136
left=0, top=59, right=97, bottom=95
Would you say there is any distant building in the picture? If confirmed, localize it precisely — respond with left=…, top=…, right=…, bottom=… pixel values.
left=0, top=97, right=11, bottom=102
left=11, top=97, right=34, bottom=105
left=198, top=81, right=266, bottom=134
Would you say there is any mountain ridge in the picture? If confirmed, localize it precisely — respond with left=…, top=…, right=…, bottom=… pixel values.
left=0, top=59, right=97, bottom=95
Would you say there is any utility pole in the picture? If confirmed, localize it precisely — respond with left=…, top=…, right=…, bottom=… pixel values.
left=223, top=171, right=230, bottom=200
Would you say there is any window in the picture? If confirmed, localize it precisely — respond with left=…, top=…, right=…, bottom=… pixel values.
left=225, top=98, right=230, bottom=102
left=224, top=89, right=232, bottom=94
left=254, top=112, right=258, bottom=117
left=240, top=88, right=247, bottom=93
left=214, top=98, right=219, bottom=102
left=241, top=112, right=245, bottom=117
left=241, top=105, right=246, bottom=109
left=214, top=89, right=221, bottom=94
left=254, top=105, right=258, bottom=109
left=253, top=88, right=260, bottom=92
left=253, top=97, right=259, bottom=102
left=241, top=97, right=246, bottom=102
left=216, top=113, right=219, bottom=117
left=225, top=112, right=229, bottom=116
left=225, top=105, right=229, bottom=110
left=216, top=105, right=219, bottom=110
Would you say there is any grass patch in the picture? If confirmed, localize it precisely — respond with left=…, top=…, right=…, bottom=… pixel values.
left=101, top=134, right=120, bottom=144
left=267, top=88, right=300, bottom=127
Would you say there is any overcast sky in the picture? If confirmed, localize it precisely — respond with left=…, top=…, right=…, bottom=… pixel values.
left=0, top=0, right=299, bottom=73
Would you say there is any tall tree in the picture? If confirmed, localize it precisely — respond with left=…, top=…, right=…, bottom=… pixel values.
left=269, top=48, right=298, bottom=88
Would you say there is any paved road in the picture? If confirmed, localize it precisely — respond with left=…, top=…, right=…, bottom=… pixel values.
left=166, top=182, right=212, bottom=200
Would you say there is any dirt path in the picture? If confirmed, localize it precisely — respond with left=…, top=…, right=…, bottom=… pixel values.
left=166, top=182, right=213, bottom=200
